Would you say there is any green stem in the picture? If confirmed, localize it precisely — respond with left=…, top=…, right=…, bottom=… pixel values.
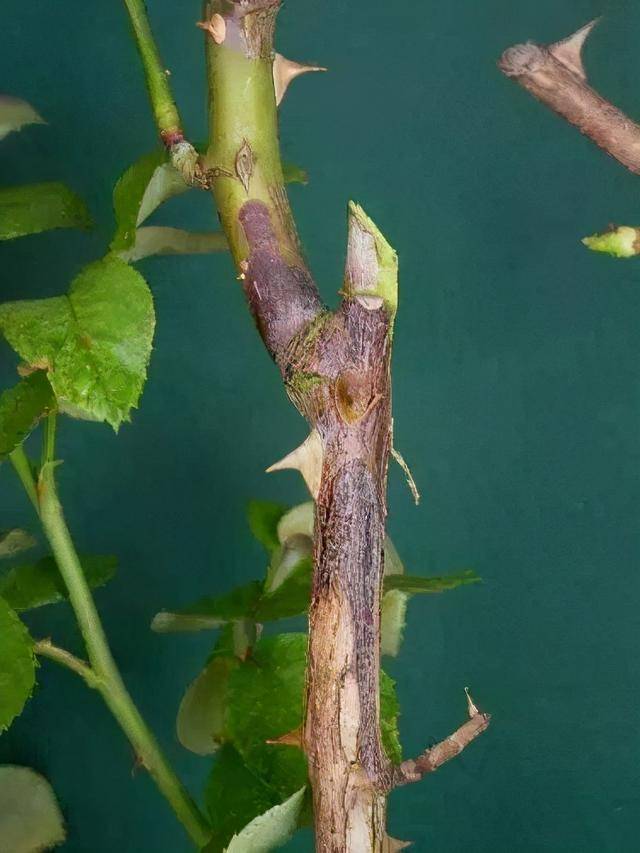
left=122, top=0, right=183, bottom=141
left=9, top=445, right=39, bottom=513
left=12, top=427, right=210, bottom=848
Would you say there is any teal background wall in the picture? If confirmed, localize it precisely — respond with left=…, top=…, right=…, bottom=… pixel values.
left=2, top=0, right=640, bottom=850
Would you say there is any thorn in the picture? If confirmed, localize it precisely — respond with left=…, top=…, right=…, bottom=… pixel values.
left=382, top=837, right=412, bottom=852
left=273, top=53, right=327, bottom=106
left=548, top=18, right=599, bottom=81
left=391, top=446, right=420, bottom=505
left=465, top=687, right=479, bottom=718
left=266, top=430, right=324, bottom=498
left=196, top=12, right=226, bottom=45
left=266, top=726, right=303, bottom=748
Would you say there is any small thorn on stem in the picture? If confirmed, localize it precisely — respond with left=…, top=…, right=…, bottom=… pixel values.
left=465, top=686, right=479, bottom=718
left=266, top=726, right=303, bottom=748
left=266, top=430, right=324, bottom=498
left=548, top=18, right=600, bottom=81
left=273, top=53, right=327, bottom=105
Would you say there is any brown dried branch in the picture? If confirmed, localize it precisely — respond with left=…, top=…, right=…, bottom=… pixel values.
left=499, top=20, right=640, bottom=175
left=395, top=690, right=491, bottom=786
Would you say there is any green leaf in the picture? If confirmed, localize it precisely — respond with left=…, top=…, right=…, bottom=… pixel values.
left=384, top=569, right=481, bottom=594
left=0, top=372, right=55, bottom=460
left=0, top=554, right=117, bottom=612
left=380, top=589, right=408, bottom=658
left=0, top=529, right=36, bottom=559
left=0, top=182, right=91, bottom=241
left=111, top=151, right=190, bottom=252
left=117, top=226, right=227, bottom=263
left=0, top=96, right=45, bottom=141
left=177, top=652, right=238, bottom=755
left=0, top=766, right=65, bottom=852
left=379, top=670, right=402, bottom=764
left=225, top=788, right=305, bottom=853
left=0, top=597, right=35, bottom=732
left=226, top=634, right=308, bottom=800
left=111, top=150, right=306, bottom=256
left=151, top=581, right=263, bottom=633
left=203, top=745, right=280, bottom=853
left=281, top=163, right=308, bottom=185
left=255, top=557, right=311, bottom=622
left=0, top=256, right=155, bottom=429
left=247, top=501, right=288, bottom=554
left=226, top=633, right=401, bottom=791
left=274, top=502, right=313, bottom=546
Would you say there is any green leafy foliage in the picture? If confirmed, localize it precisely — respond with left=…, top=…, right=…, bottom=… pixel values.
left=0, top=182, right=91, bottom=241
left=255, top=557, right=311, bottom=621
left=0, top=529, right=36, bottom=559
left=111, top=150, right=191, bottom=252
left=152, top=581, right=263, bottom=633
left=247, top=501, right=288, bottom=554
left=0, top=597, right=35, bottom=732
left=380, top=589, right=408, bottom=658
left=0, top=765, right=65, bottom=852
left=203, top=745, right=281, bottom=853
left=0, top=372, right=55, bottom=460
left=281, top=162, right=308, bottom=185
left=177, top=645, right=239, bottom=755
left=226, top=634, right=308, bottom=800
left=0, top=96, right=45, bottom=141
left=110, top=151, right=308, bottom=257
left=384, top=569, right=480, bottom=594
left=379, top=670, right=402, bottom=764
left=0, top=256, right=155, bottom=429
left=0, top=554, right=117, bottom=612
left=225, top=787, right=306, bottom=853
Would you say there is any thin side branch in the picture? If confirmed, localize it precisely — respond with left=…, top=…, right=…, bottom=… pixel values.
left=122, top=0, right=208, bottom=186
left=499, top=20, right=640, bottom=175
left=34, top=638, right=102, bottom=690
left=395, top=690, right=490, bottom=786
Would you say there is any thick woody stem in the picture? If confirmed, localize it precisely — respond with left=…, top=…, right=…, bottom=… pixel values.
left=202, top=2, right=489, bottom=850
left=499, top=20, right=640, bottom=175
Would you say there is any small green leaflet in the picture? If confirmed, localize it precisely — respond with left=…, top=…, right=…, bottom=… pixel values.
left=0, top=529, right=36, bottom=559
left=379, top=670, right=402, bottom=764
left=281, top=162, right=308, bottom=185
left=151, top=581, right=263, bottom=633
left=0, top=182, right=91, bottom=241
left=177, top=653, right=239, bottom=756
left=225, top=788, right=306, bottom=853
left=111, top=150, right=191, bottom=252
left=247, top=501, right=289, bottom=554
left=0, top=597, right=35, bottom=732
left=384, top=570, right=480, bottom=594
left=0, top=372, right=55, bottom=460
left=225, top=633, right=309, bottom=801
left=203, top=745, right=281, bottom=853
left=0, top=256, right=155, bottom=429
left=0, top=554, right=117, bottom=612
left=117, top=226, right=227, bottom=262
left=0, top=766, right=65, bottom=852
left=0, top=95, right=45, bottom=141
left=380, top=589, right=408, bottom=658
